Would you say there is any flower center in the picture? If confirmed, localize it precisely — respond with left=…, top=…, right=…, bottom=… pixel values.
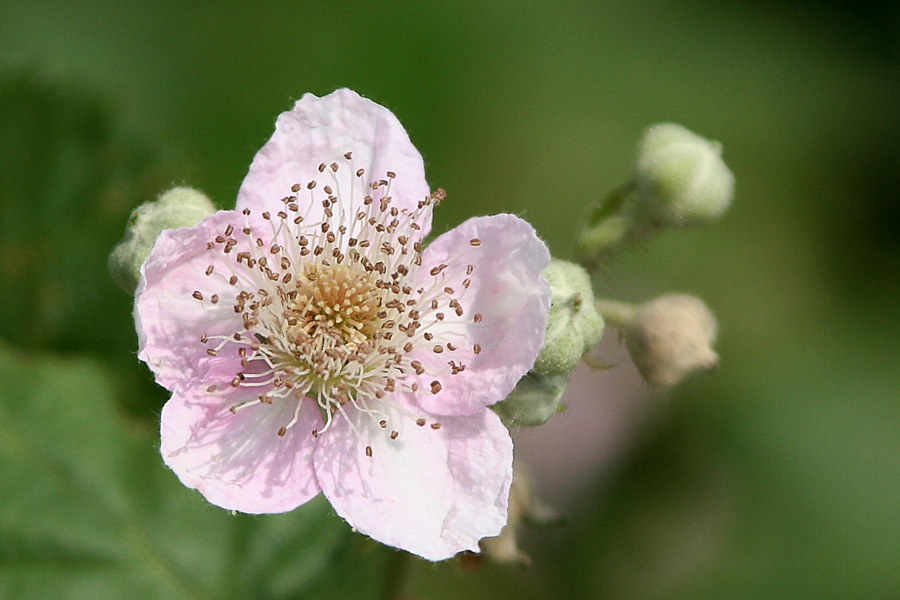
left=193, top=155, right=483, bottom=446
left=287, top=262, right=381, bottom=346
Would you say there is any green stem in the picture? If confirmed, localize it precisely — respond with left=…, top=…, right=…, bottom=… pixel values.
left=380, top=550, right=413, bottom=600
left=595, top=298, right=637, bottom=329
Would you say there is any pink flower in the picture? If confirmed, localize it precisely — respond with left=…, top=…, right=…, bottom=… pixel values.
left=135, top=89, right=550, bottom=561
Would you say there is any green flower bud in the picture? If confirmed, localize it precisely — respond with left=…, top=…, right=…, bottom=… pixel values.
left=491, top=371, right=568, bottom=427
left=635, top=123, right=734, bottom=227
left=625, top=294, right=719, bottom=389
left=109, top=187, right=216, bottom=293
left=533, top=259, right=605, bottom=375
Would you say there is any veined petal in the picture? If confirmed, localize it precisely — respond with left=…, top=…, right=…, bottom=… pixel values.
left=161, top=385, right=323, bottom=514
left=412, top=214, right=551, bottom=416
left=313, top=396, right=513, bottom=561
left=236, top=89, right=432, bottom=236
left=136, top=211, right=256, bottom=391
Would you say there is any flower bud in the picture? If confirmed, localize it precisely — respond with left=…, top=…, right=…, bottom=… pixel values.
left=481, top=462, right=560, bottom=564
left=533, top=259, right=605, bottom=375
left=634, top=123, right=734, bottom=227
left=625, top=294, right=718, bottom=389
left=109, top=187, right=216, bottom=293
left=492, top=371, right=568, bottom=427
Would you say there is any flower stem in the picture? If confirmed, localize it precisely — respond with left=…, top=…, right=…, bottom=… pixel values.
left=595, top=298, right=637, bottom=329
left=381, top=550, right=413, bottom=600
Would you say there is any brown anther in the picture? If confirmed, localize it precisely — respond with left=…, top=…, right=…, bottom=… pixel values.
left=211, top=294, right=219, bottom=304
left=205, top=265, right=214, bottom=276
left=469, top=238, right=482, bottom=247
left=307, top=180, right=316, bottom=189
left=192, top=291, right=203, bottom=301
left=474, top=313, right=483, bottom=323
left=390, top=431, right=399, bottom=440
left=344, top=151, right=353, bottom=159
left=229, top=275, right=238, bottom=285
left=430, top=423, right=442, bottom=430
left=365, top=445, right=373, bottom=457
left=379, top=420, right=387, bottom=428
left=424, top=332, right=434, bottom=341
left=278, top=427, right=287, bottom=437
left=473, top=343, right=482, bottom=354
left=433, top=345, right=444, bottom=353
left=206, top=349, right=217, bottom=356
left=291, top=183, right=301, bottom=192
left=416, top=418, right=426, bottom=427
left=430, top=381, right=442, bottom=394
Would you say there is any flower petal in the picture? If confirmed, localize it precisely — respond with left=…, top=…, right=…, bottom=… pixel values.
left=161, top=385, right=323, bottom=513
left=135, top=211, right=257, bottom=391
left=413, top=214, right=551, bottom=416
left=236, top=89, right=431, bottom=235
left=313, top=397, right=513, bottom=561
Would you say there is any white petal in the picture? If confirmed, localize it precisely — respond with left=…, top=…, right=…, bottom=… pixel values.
left=236, top=89, right=431, bottom=235
left=412, top=214, right=551, bottom=416
left=313, top=397, right=513, bottom=561
left=161, top=385, right=323, bottom=514
left=135, top=211, right=253, bottom=391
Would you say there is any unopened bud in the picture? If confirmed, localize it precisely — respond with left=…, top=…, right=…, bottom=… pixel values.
left=635, top=123, right=734, bottom=227
left=533, top=259, right=605, bottom=375
left=481, top=463, right=560, bottom=564
left=109, top=187, right=216, bottom=293
left=492, top=371, right=568, bottom=427
left=625, top=294, right=718, bottom=389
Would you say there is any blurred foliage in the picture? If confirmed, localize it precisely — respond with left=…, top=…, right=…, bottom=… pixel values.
left=0, top=1, right=898, bottom=599
left=0, top=343, right=396, bottom=599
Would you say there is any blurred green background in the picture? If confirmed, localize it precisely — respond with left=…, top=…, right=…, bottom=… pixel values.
left=1, top=1, right=898, bottom=599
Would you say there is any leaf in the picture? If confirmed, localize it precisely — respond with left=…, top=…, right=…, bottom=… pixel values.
left=0, top=344, right=395, bottom=600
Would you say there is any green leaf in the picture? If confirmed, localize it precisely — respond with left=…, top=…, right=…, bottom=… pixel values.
left=0, top=344, right=396, bottom=600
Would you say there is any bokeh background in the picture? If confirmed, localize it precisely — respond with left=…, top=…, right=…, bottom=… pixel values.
left=1, top=1, right=898, bottom=599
